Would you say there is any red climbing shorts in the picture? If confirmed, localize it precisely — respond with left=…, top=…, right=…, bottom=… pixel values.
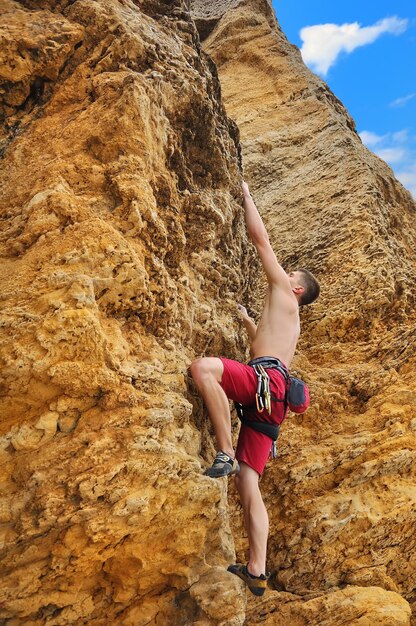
left=219, top=357, right=288, bottom=476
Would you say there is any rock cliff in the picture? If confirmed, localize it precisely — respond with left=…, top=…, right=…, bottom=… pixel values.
left=0, top=0, right=415, bottom=625
left=0, top=1, right=251, bottom=624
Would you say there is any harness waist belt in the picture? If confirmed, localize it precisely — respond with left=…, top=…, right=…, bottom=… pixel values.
left=248, top=356, right=289, bottom=382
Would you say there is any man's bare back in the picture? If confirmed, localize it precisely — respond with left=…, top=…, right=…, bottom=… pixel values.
left=248, top=281, right=300, bottom=366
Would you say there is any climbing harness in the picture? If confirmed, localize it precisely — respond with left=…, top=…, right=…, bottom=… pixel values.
left=235, top=356, right=309, bottom=460
left=235, top=357, right=288, bottom=459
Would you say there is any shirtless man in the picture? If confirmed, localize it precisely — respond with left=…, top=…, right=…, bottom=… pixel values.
left=190, top=181, right=320, bottom=596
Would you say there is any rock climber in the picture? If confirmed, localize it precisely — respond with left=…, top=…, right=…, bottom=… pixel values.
left=190, top=181, right=320, bottom=596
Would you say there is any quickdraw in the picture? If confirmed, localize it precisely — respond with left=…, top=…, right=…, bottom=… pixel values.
left=253, top=364, right=272, bottom=415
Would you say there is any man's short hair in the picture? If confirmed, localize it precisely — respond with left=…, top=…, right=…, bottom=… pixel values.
left=298, top=268, right=320, bottom=306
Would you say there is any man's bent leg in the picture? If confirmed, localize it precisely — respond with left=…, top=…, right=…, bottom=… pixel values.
left=190, top=357, right=234, bottom=458
left=234, top=462, right=269, bottom=577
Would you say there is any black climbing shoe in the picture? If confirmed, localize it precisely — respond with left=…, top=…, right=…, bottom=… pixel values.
left=204, top=451, right=240, bottom=478
left=227, top=563, right=268, bottom=596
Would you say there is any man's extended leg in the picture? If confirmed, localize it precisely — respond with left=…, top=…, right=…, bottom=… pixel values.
left=234, top=462, right=268, bottom=576
left=190, top=357, right=234, bottom=459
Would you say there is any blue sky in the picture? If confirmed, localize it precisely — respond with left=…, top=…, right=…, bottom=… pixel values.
left=272, top=1, right=416, bottom=197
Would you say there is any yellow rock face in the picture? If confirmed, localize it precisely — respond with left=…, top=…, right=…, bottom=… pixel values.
left=1, top=0, right=415, bottom=624
left=0, top=1, right=250, bottom=623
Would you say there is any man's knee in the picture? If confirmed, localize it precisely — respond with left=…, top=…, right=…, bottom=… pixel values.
left=189, top=358, right=206, bottom=385
left=189, top=357, right=223, bottom=386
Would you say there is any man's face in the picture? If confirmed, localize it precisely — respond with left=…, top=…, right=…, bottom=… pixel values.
left=287, top=270, right=302, bottom=289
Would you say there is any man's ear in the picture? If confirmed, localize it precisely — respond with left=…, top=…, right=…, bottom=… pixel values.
left=293, top=286, right=304, bottom=295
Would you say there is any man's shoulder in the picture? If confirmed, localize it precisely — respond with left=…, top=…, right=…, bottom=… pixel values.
left=267, top=284, right=299, bottom=313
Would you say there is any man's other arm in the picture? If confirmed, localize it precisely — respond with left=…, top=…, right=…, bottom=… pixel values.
left=237, top=304, right=257, bottom=342
left=242, top=182, right=290, bottom=288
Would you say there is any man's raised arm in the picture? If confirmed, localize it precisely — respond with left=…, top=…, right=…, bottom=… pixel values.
left=242, top=182, right=289, bottom=287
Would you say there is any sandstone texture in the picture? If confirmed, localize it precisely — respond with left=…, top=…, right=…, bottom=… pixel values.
left=0, top=1, right=252, bottom=624
left=192, top=0, right=416, bottom=624
left=1, top=0, right=415, bottom=624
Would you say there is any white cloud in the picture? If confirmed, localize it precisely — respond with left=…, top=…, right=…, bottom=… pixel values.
left=390, top=93, right=416, bottom=107
left=395, top=165, right=416, bottom=197
left=360, top=127, right=416, bottom=197
left=374, top=147, right=407, bottom=164
left=392, top=129, right=409, bottom=143
left=300, top=16, right=408, bottom=76
left=359, top=130, right=385, bottom=146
